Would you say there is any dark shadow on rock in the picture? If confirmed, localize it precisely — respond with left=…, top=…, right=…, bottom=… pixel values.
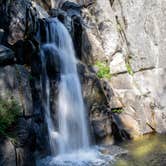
left=112, top=114, right=131, bottom=144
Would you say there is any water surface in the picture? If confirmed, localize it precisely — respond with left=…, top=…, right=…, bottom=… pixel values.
left=114, top=134, right=166, bottom=166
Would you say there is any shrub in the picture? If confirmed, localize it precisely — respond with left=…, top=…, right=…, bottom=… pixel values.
left=126, top=62, right=133, bottom=75
left=95, top=61, right=111, bottom=79
left=112, top=108, right=124, bottom=114
left=0, top=98, right=20, bottom=136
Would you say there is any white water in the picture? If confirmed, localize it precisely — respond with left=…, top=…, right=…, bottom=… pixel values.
left=37, top=147, right=115, bottom=166
left=54, top=18, right=90, bottom=154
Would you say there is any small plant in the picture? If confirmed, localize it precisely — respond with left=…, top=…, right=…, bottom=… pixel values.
left=95, top=61, right=111, bottom=79
left=28, top=74, right=34, bottom=81
left=126, top=62, right=133, bottom=75
left=0, top=98, right=20, bottom=136
left=112, top=108, right=124, bottom=114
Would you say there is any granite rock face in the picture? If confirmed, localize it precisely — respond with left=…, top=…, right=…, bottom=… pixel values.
left=0, top=65, right=36, bottom=166
left=80, top=0, right=166, bottom=138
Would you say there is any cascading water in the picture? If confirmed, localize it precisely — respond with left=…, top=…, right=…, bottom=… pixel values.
left=37, top=18, right=114, bottom=166
left=41, top=18, right=89, bottom=155
left=56, top=23, right=90, bottom=153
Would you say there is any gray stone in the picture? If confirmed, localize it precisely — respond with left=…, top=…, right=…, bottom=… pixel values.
left=110, top=73, right=133, bottom=90
left=32, top=1, right=49, bottom=18
left=154, top=110, right=166, bottom=134
left=92, top=119, right=107, bottom=138
left=112, top=0, right=166, bottom=71
left=0, top=45, right=14, bottom=66
left=109, top=68, right=166, bottom=137
left=0, top=65, right=33, bottom=116
left=0, top=138, right=16, bottom=166
left=82, top=28, right=105, bottom=62
left=94, top=0, right=119, bottom=57
left=110, top=52, right=127, bottom=74
left=0, top=0, right=39, bottom=45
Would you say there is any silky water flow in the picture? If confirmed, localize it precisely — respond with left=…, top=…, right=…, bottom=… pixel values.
left=37, top=18, right=114, bottom=166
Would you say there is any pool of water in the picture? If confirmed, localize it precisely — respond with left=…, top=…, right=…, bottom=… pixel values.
left=114, top=134, right=166, bottom=166
left=37, top=134, right=166, bottom=166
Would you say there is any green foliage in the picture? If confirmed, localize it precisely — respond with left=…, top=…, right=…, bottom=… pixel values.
left=95, top=61, right=111, bottom=79
left=28, top=74, right=34, bottom=81
left=126, top=62, right=133, bottom=75
left=112, top=108, right=124, bottom=114
left=0, top=98, right=20, bottom=136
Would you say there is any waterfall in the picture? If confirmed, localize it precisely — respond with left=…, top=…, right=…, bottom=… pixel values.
left=51, top=0, right=63, bottom=8
left=37, top=17, right=114, bottom=166
left=50, top=0, right=56, bottom=8
left=41, top=18, right=89, bottom=155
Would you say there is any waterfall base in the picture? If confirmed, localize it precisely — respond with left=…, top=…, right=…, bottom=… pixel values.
left=37, top=148, right=113, bottom=166
left=36, top=145, right=127, bottom=166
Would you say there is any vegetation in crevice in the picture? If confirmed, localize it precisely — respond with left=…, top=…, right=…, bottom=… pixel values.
left=94, top=61, right=111, bottom=79
left=112, top=108, right=125, bottom=114
left=0, top=98, right=21, bottom=137
left=126, top=61, right=134, bottom=75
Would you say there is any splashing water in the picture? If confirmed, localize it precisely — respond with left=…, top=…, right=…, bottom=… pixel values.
left=37, top=147, right=115, bottom=166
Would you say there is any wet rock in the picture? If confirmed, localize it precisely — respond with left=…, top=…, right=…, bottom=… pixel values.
left=61, top=1, right=82, bottom=11
left=0, top=29, right=4, bottom=43
left=29, top=73, right=49, bottom=155
left=16, top=147, right=35, bottom=166
left=49, top=9, right=67, bottom=23
left=41, top=44, right=60, bottom=79
left=0, top=45, right=15, bottom=66
left=32, top=1, right=49, bottom=18
left=14, top=118, right=36, bottom=166
left=33, top=0, right=51, bottom=11
left=12, top=40, right=37, bottom=65
left=0, top=138, right=16, bottom=166
left=92, top=119, right=107, bottom=138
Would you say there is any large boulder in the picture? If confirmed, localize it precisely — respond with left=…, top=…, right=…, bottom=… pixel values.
left=0, top=45, right=15, bottom=66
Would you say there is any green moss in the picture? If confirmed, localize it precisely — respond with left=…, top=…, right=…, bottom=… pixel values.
left=126, top=62, right=133, bottom=75
left=95, top=61, right=111, bottom=79
left=0, top=98, right=21, bottom=137
left=112, top=108, right=124, bottom=114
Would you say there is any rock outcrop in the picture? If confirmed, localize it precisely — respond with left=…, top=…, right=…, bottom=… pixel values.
left=80, top=0, right=166, bottom=138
